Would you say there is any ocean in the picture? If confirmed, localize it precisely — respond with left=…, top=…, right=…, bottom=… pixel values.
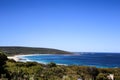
left=18, top=53, right=120, bottom=68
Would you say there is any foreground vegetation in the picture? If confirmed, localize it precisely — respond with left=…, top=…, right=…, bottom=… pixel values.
left=0, top=51, right=120, bottom=80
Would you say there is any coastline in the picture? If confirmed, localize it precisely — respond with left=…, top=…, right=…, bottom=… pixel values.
left=7, top=53, right=120, bottom=68
left=7, top=54, right=106, bottom=68
left=7, top=54, right=67, bottom=66
left=7, top=54, right=35, bottom=62
left=7, top=54, right=51, bottom=62
left=8, top=55, right=25, bottom=62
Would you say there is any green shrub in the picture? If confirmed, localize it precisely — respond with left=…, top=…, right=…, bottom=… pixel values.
left=47, top=62, right=57, bottom=68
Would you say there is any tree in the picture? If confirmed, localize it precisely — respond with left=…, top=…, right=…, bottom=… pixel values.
left=47, top=62, right=57, bottom=68
left=0, top=51, right=8, bottom=65
left=96, top=73, right=109, bottom=80
left=87, top=67, right=99, bottom=80
left=0, top=51, right=8, bottom=77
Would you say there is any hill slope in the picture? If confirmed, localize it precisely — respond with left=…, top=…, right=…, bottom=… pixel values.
left=0, top=46, right=71, bottom=56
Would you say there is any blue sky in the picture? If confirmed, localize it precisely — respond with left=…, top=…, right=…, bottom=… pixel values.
left=0, top=0, right=120, bottom=52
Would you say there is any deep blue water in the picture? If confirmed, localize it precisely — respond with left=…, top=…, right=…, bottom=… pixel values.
left=19, top=53, right=120, bottom=68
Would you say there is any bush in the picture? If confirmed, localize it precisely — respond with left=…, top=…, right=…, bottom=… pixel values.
left=96, top=73, right=109, bottom=80
left=0, top=51, right=8, bottom=66
left=47, top=62, right=57, bottom=68
left=0, top=51, right=8, bottom=77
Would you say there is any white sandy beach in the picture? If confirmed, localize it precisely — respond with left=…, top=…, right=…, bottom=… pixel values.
left=7, top=54, right=29, bottom=62
left=7, top=54, right=40, bottom=62
left=8, top=55, right=21, bottom=62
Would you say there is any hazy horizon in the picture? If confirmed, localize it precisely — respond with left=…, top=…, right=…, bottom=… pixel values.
left=0, top=0, right=120, bottom=52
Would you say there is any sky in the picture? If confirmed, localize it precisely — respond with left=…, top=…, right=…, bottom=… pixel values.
left=0, top=0, right=120, bottom=52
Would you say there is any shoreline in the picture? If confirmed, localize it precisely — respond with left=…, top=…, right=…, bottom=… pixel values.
left=7, top=55, right=108, bottom=68
left=7, top=54, right=68, bottom=66
left=7, top=54, right=119, bottom=68
left=7, top=54, right=37, bottom=62
left=7, top=54, right=104, bottom=67
left=8, top=55, right=25, bottom=62
left=7, top=54, right=53, bottom=62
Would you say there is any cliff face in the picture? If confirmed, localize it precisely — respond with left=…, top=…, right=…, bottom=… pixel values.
left=0, top=46, right=71, bottom=56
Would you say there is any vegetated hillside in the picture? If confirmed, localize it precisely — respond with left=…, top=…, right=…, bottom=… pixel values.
left=0, top=46, right=71, bottom=56
left=2, top=60, right=120, bottom=80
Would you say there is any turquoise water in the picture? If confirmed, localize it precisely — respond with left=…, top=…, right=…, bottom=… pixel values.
left=18, top=53, right=120, bottom=68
